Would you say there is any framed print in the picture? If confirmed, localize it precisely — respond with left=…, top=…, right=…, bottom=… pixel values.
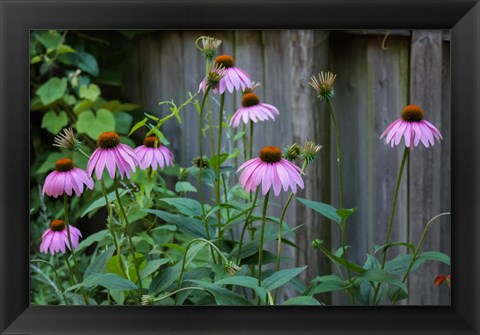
left=1, top=1, right=479, bottom=334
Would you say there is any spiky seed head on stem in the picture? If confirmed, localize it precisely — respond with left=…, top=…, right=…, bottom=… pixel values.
left=309, top=71, right=337, bottom=101
left=196, top=36, right=222, bottom=59
left=53, top=128, right=82, bottom=151
left=141, top=295, right=155, bottom=306
left=300, top=141, right=322, bottom=163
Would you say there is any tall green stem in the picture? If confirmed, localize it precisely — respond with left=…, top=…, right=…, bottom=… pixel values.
left=326, top=99, right=344, bottom=209
left=326, top=99, right=353, bottom=294
left=63, top=194, right=89, bottom=304
left=216, top=93, right=225, bottom=249
left=114, top=178, right=143, bottom=296
left=257, top=191, right=271, bottom=289
left=273, top=161, right=308, bottom=303
left=249, top=122, right=254, bottom=160
left=372, top=147, right=409, bottom=304
left=236, top=189, right=260, bottom=263
left=198, top=87, right=211, bottom=218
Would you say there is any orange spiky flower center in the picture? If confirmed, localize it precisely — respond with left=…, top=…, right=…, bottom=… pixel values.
left=50, top=219, right=65, bottom=232
left=259, top=146, right=282, bottom=163
left=215, top=55, right=235, bottom=68
left=401, top=104, right=424, bottom=122
left=54, top=158, right=74, bottom=172
left=97, top=131, right=120, bottom=149
left=242, top=93, right=260, bottom=107
left=144, top=135, right=160, bottom=148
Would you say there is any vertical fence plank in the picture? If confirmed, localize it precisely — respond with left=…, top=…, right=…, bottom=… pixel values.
left=331, top=32, right=409, bottom=304
left=408, top=30, right=445, bottom=305
left=290, top=30, right=332, bottom=303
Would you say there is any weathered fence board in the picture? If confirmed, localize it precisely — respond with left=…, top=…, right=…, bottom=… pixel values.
left=408, top=30, right=450, bottom=305
left=122, top=29, right=451, bottom=305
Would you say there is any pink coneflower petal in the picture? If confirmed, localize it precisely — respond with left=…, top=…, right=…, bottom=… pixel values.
left=40, top=220, right=82, bottom=255
left=230, top=93, right=279, bottom=128
left=134, top=136, right=175, bottom=170
left=380, top=105, right=442, bottom=149
left=87, top=132, right=140, bottom=180
left=43, top=159, right=94, bottom=198
left=238, top=147, right=304, bottom=196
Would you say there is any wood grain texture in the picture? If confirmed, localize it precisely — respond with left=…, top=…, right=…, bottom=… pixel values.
left=408, top=30, right=449, bottom=305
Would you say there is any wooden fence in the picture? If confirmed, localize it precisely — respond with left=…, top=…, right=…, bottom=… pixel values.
left=122, top=30, right=451, bottom=305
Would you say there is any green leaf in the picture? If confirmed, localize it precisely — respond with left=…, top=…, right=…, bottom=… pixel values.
left=128, top=117, right=148, bottom=136
left=140, top=259, right=170, bottom=278
left=158, top=198, right=203, bottom=217
left=175, top=181, right=197, bottom=193
left=36, top=77, right=68, bottom=105
left=73, top=99, right=95, bottom=114
left=35, top=30, right=62, bottom=49
left=313, top=240, right=365, bottom=274
left=144, top=209, right=211, bottom=238
left=106, top=253, right=146, bottom=283
left=262, top=266, right=307, bottom=291
left=83, top=245, right=115, bottom=279
left=146, top=127, right=170, bottom=145
left=77, top=230, right=110, bottom=252
left=72, top=51, right=99, bottom=76
left=215, top=276, right=268, bottom=300
left=114, top=112, right=133, bottom=135
left=373, top=242, right=415, bottom=254
left=415, top=251, right=450, bottom=266
left=336, top=207, right=358, bottom=221
left=149, top=263, right=182, bottom=295
left=384, top=254, right=414, bottom=275
left=360, top=269, right=408, bottom=294
left=233, top=131, right=246, bottom=142
left=309, top=280, right=349, bottom=295
left=282, top=296, right=322, bottom=305
left=79, top=83, right=101, bottom=102
left=82, top=273, right=137, bottom=291
left=41, top=110, right=68, bottom=134
left=296, top=198, right=341, bottom=223
left=81, top=190, right=128, bottom=218
left=76, top=108, right=116, bottom=139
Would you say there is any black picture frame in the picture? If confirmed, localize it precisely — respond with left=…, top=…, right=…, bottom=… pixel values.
left=1, top=0, right=479, bottom=334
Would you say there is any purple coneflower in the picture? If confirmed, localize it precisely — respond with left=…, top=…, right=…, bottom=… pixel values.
left=87, top=131, right=140, bottom=180
left=40, top=219, right=82, bottom=255
left=237, top=146, right=304, bottom=196
left=380, top=105, right=442, bottom=148
left=134, top=135, right=174, bottom=170
left=42, top=158, right=94, bottom=198
left=230, top=92, right=279, bottom=128
left=200, top=55, right=252, bottom=94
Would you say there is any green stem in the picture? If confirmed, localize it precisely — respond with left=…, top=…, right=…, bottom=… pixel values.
left=114, top=178, right=144, bottom=296
left=372, top=147, right=409, bottom=304
left=391, top=212, right=450, bottom=305
left=273, top=161, right=308, bottom=303
left=216, top=93, right=225, bottom=249
left=257, top=191, right=271, bottom=291
left=326, top=98, right=353, bottom=299
left=63, top=194, right=89, bottom=305
left=198, top=86, right=211, bottom=218
left=326, top=99, right=344, bottom=209
left=237, top=189, right=259, bottom=263
left=221, top=174, right=231, bottom=221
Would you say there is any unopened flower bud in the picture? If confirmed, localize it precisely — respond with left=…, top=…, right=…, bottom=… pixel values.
left=197, top=36, right=222, bottom=59
left=224, top=260, right=241, bottom=276
left=300, top=141, right=322, bottom=163
left=141, top=295, right=155, bottom=305
left=53, top=128, right=82, bottom=151
left=283, top=143, right=301, bottom=162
